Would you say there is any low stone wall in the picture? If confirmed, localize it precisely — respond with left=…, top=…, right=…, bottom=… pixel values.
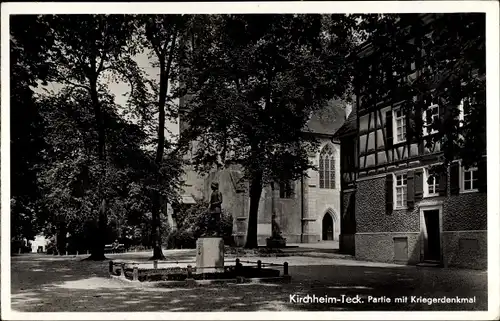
left=355, top=231, right=487, bottom=269
left=443, top=231, right=487, bottom=269
left=257, top=234, right=301, bottom=246
left=355, top=232, right=420, bottom=265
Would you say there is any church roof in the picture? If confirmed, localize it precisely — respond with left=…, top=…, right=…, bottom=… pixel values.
left=333, top=102, right=357, bottom=139
left=304, top=99, right=346, bottom=136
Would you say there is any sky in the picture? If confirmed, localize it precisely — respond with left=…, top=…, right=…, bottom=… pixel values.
left=109, top=51, right=180, bottom=141
left=38, top=51, right=180, bottom=142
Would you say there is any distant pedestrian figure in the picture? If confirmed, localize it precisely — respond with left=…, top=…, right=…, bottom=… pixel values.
left=208, top=182, right=223, bottom=237
left=112, top=239, right=119, bottom=253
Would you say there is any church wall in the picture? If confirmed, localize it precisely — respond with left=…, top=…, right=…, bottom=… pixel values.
left=276, top=186, right=303, bottom=243
left=304, top=139, right=342, bottom=243
left=179, top=138, right=342, bottom=247
left=180, top=166, right=206, bottom=200
left=257, top=187, right=273, bottom=245
left=203, top=167, right=249, bottom=246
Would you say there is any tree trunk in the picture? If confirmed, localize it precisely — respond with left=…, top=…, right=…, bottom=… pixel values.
left=271, top=182, right=276, bottom=217
left=245, top=170, right=263, bottom=248
left=149, top=59, right=168, bottom=261
left=149, top=28, right=178, bottom=260
left=150, top=191, right=166, bottom=260
left=56, top=221, right=67, bottom=255
left=86, top=80, right=107, bottom=261
left=86, top=199, right=107, bottom=260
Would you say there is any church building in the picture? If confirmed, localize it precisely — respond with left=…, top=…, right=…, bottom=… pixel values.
left=178, top=99, right=348, bottom=247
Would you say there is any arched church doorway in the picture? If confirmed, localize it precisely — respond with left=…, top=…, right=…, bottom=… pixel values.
left=322, top=213, right=334, bottom=241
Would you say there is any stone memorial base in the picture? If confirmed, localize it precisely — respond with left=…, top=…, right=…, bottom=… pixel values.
left=196, top=237, right=225, bottom=274
left=266, top=237, right=287, bottom=248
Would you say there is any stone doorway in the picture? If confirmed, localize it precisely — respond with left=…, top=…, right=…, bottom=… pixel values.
left=423, top=209, right=441, bottom=262
left=322, top=213, right=334, bottom=241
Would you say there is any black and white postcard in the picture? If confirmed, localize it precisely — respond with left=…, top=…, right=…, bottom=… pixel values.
left=1, top=2, right=499, bottom=320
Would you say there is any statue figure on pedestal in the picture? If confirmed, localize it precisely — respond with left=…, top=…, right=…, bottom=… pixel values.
left=206, top=182, right=223, bottom=237
left=267, top=214, right=287, bottom=248
left=271, top=214, right=283, bottom=239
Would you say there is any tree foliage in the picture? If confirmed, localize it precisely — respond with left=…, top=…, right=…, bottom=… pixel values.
left=35, top=87, right=155, bottom=252
left=356, top=13, right=486, bottom=172
left=10, top=15, right=54, bottom=242
left=10, top=13, right=485, bottom=252
left=177, top=14, right=358, bottom=247
left=125, top=14, right=187, bottom=259
left=167, top=200, right=233, bottom=249
left=37, top=14, right=143, bottom=259
left=10, top=14, right=184, bottom=257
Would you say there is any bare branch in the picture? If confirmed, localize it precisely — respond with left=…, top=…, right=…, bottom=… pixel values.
left=60, top=76, right=92, bottom=92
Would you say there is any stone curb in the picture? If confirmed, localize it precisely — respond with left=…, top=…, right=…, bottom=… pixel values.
left=295, top=252, right=355, bottom=260
left=110, top=274, right=291, bottom=287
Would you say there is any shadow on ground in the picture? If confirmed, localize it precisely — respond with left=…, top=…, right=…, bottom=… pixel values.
left=11, top=253, right=487, bottom=312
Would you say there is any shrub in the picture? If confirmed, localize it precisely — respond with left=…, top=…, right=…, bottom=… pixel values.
left=166, top=199, right=234, bottom=249
left=128, top=245, right=151, bottom=252
left=165, top=229, right=196, bottom=249
left=45, top=239, right=57, bottom=255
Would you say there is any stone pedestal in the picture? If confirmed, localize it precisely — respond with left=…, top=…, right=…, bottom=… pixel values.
left=266, top=237, right=287, bottom=248
left=196, top=238, right=224, bottom=273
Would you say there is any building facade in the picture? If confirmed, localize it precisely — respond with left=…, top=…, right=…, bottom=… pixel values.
left=31, top=235, right=49, bottom=253
left=178, top=100, right=346, bottom=246
left=335, top=14, right=487, bottom=269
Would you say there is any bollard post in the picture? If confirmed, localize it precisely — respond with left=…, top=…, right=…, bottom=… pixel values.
left=235, top=258, right=241, bottom=276
left=121, top=263, right=126, bottom=278
left=284, top=262, right=289, bottom=276
left=154, top=260, right=158, bottom=270
left=87, top=250, right=89, bottom=255
left=186, top=265, right=196, bottom=286
left=65, top=251, right=68, bottom=256
left=76, top=250, right=79, bottom=256
left=257, top=260, right=262, bottom=270
left=109, top=261, right=114, bottom=274
left=133, top=266, right=138, bottom=281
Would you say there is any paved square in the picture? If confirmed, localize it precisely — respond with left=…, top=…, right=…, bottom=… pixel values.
left=10, top=251, right=487, bottom=312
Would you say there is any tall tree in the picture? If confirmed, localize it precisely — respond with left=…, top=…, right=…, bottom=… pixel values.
left=37, top=87, right=153, bottom=255
left=10, top=15, right=54, bottom=242
left=357, top=13, right=486, bottom=173
left=178, top=14, right=357, bottom=248
left=136, top=14, right=185, bottom=260
left=42, top=14, right=140, bottom=259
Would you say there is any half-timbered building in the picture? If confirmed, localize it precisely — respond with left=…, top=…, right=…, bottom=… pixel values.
left=335, top=14, right=487, bottom=269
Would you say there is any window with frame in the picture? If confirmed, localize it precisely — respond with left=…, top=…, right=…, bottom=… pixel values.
left=394, top=108, right=407, bottom=143
left=425, top=169, right=440, bottom=197
left=462, top=167, right=478, bottom=192
left=424, top=104, right=439, bottom=135
left=279, top=180, right=294, bottom=199
left=395, top=173, right=407, bottom=208
left=319, top=144, right=336, bottom=189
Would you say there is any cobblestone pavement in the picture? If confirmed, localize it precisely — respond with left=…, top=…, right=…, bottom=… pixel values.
left=9, top=251, right=488, bottom=312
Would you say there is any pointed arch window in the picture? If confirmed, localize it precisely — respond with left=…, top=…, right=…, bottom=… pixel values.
left=319, top=144, right=336, bottom=189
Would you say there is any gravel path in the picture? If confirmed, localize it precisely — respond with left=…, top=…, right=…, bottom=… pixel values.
left=9, top=251, right=488, bottom=312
